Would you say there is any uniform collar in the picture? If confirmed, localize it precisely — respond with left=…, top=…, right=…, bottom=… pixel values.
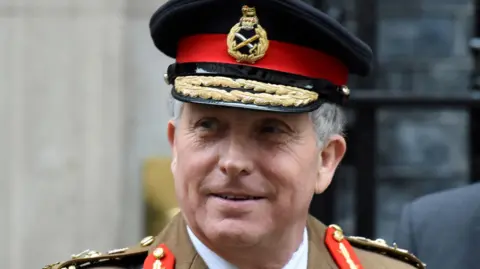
left=186, top=225, right=309, bottom=269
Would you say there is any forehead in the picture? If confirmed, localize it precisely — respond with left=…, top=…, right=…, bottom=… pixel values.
left=182, top=103, right=310, bottom=122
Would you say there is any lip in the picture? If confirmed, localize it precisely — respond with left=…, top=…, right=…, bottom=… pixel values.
left=210, top=193, right=266, bottom=200
left=209, top=195, right=266, bottom=210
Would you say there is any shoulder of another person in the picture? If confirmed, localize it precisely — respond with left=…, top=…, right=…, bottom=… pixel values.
left=347, top=235, right=426, bottom=269
left=42, top=235, right=158, bottom=269
left=405, top=183, right=480, bottom=225
left=411, top=183, right=480, bottom=210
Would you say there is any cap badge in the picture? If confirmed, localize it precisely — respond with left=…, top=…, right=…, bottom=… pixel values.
left=227, top=5, right=269, bottom=64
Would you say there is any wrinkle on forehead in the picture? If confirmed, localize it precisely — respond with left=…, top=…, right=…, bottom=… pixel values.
left=183, top=103, right=312, bottom=126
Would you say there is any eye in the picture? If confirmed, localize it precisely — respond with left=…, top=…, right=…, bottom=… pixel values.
left=260, top=124, right=284, bottom=134
left=196, top=118, right=219, bottom=131
left=258, top=119, right=290, bottom=135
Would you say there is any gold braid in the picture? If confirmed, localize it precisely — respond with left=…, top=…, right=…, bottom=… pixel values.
left=174, top=76, right=318, bottom=107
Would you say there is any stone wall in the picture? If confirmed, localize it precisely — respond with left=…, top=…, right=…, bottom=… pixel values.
left=328, top=0, right=473, bottom=242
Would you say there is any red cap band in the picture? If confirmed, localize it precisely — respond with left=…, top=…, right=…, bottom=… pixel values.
left=176, top=34, right=348, bottom=85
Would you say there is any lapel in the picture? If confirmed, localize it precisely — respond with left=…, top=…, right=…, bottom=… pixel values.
left=306, top=216, right=338, bottom=269
left=149, top=213, right=208, bottom=269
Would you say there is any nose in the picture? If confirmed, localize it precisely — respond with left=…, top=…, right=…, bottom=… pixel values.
left=218, top=137, right=254, bottom=178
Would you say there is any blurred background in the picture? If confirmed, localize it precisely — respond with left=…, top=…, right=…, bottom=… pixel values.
left=1, top=0, right=479, bottom=268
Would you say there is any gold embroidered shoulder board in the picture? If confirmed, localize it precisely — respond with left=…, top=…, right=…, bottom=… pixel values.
left=346, top=236, right=426, bottom=269
left=42, top=235, right=156, bottom=269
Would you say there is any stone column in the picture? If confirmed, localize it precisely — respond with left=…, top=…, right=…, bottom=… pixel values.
left=0, top=1, right=142, bottom=268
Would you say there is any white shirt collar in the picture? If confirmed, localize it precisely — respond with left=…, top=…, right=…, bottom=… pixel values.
left=186, top=226, right=309, bottom=269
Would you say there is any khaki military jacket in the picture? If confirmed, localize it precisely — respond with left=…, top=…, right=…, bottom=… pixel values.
left=44, top=214, right=425, bottom=269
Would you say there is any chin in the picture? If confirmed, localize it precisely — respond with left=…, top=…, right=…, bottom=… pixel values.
left=205, top=218, right=264, bottom=246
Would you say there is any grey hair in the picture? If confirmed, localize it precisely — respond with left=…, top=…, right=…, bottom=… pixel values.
left=167, top=96, right=346, bottom=147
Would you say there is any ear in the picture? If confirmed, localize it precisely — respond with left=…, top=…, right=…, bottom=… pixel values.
left=167, top=120, right=178, bottom=172
left=314, top=135, right=346, bottom=194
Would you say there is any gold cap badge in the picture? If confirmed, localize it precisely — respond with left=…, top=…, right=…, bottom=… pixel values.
left=227, top=5, right=269, bottom=64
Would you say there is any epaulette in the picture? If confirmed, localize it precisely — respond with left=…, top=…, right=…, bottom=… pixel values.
left=325, top=224, right=426, bottom=269
left=346, top=236, right=427, bottom=269
left=42, top=235, right=157, bottom=269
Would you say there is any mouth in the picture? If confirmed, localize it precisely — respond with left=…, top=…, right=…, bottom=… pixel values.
left=211, top=194, right=265, bottom=201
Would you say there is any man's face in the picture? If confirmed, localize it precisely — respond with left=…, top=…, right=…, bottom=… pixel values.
left=168, top=103, right=345, bottom=247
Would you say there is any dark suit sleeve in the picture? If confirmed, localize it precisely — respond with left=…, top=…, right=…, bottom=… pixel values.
left=393, top=203, right=417, bottom=255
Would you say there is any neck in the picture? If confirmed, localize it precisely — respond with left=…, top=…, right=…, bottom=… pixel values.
left=200, top=223, right=306, bottom=269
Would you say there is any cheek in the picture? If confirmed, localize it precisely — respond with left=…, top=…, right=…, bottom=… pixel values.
left=262, top=144, right=319, bottom=197
left=173, top=139, right=218, bottom=198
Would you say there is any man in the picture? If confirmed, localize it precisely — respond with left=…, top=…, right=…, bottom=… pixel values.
left=44, top=0, right=425, bottom=268
left=394, top=182, right=480, bottom=269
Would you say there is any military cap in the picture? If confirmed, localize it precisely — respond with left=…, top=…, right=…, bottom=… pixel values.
left=150, top=0, right=373, bottom=113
